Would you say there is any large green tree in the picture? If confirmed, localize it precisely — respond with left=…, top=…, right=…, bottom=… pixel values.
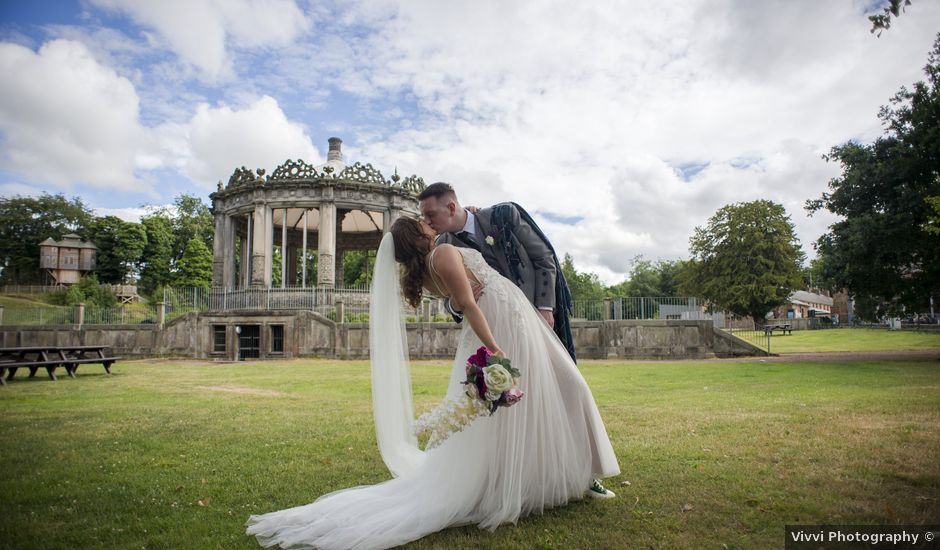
left=560, top=253, right=606, bottom=302
left=680, top=200, right=804, bottom=325
left=138, top=212, right=176, bottom=294
left=174, top=239, right=213, bottom=288
left=607, top=256, right=683, bottom=297
left=86, top=216, right=148, bottom=284
left=0, top=193, right=93, bottom=284
left=807, top=35, right=940, bottom=320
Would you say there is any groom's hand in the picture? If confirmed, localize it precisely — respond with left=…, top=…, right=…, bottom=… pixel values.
left=538, top=309, right=554, bottom=328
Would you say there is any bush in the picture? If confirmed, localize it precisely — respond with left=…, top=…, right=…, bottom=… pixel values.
left=56, top=276, right=118, bottom=307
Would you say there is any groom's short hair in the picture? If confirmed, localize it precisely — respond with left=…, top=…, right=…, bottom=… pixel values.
left=418, top=182, right=457, bottom=203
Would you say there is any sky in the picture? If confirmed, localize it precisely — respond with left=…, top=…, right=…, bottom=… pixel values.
left=0, top=0, right=938, bottom=284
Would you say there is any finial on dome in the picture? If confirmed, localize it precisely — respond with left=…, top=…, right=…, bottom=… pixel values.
left=328, top=137, right=343, bottom=162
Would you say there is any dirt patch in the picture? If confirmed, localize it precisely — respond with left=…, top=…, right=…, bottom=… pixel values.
left=196, top=385, right=289, bottom=397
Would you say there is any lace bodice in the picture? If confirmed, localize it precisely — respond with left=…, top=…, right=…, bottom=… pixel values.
left=454, top=247, right=498, bottom=288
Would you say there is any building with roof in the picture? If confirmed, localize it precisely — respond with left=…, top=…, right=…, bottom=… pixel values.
left=38, top=234, right=97, bottom=285
left=773, top=289, right=834, bottom=319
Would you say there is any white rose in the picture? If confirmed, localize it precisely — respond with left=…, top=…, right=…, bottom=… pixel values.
left=483, top=364, right=513, bottom=393
left=485, top=236, right=495, bottom=246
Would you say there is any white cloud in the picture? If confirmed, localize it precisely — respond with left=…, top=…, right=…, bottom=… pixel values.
left=92, top=206, right=152, bottom=223
left=339, top=0, right=940, bottom=282
left=0, top=182, right=45, bottom=198
left=89, top=0, right=310, bottom=80
left=163, top=95, right=322, bottom=188
left=0, top=39, right=153, bottom=194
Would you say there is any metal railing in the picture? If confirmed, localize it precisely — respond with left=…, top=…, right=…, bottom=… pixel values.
left=83, top=305, right=159, bottom=325
left=1, top=285, right=64, bottom=295
left=571, top=297, right=702, bottom=321
left=1, top=306, right=75, bottom=325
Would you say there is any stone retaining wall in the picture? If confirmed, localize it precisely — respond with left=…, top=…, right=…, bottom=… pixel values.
left=0, top=316, right=767, bottom=360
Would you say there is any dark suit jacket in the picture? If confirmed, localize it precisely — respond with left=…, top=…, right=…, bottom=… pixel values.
left=436, top=204, right=557, bottom=311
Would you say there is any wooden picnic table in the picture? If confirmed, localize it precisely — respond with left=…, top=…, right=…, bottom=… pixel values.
left=763, top=323, right=793, bottom=336
left=0, top=345, right=120, bottom=384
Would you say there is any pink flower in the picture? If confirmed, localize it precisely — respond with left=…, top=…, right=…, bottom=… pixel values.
left=504, top=388, right=524, bottom=406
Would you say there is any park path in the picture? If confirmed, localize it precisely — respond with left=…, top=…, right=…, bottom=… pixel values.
left=769, top=349, right=940, bottom=362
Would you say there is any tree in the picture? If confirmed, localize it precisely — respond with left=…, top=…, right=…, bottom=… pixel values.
left=174, top=239, right=213, bottom=287
left=681, top=200, right=804, bottom=325
left=343, top=250, right=376, bottom=287
left=138, top=212, right=175, bottom=295
left=869, top=0, right=912, bottom=36
left=560, top=253, right=606, bottom=302
left=0, top=193, right=92, bottom=284
left=807, top=35, right=940, bottom=320
left=86, top=216, right=147, bottom=284
left=607, top=256, right=684, bottom=297
left=171, top=194, right=213, bottom=265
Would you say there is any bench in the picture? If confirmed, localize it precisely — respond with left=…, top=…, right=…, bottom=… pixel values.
left=763, top=324, right=792, bottom=336
left=62, top=355, right=121, bottom=376
left=0, top=360, right=68, bottom=383
left=1, top=346, right=119, bottom=384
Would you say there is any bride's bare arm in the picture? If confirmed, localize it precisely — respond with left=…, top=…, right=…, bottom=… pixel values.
left=431, top=245, right=503, bottom=355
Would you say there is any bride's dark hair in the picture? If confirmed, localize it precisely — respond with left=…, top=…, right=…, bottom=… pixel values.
left=390, top=217, right=432, bottom=309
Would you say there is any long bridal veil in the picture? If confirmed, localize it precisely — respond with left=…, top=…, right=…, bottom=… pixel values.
left=368, top=232, right=424, bottom=477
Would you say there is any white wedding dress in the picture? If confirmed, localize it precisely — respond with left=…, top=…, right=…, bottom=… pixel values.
left=246, top=244, right=620, bottom=549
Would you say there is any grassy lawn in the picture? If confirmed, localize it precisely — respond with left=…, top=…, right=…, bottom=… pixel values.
left=1, top=357, right=938, bottom=549
left=768, top=327, right=940, bottom=353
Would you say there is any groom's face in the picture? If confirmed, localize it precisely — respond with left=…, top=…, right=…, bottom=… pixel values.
left=419, top=196, right=459, bottom=234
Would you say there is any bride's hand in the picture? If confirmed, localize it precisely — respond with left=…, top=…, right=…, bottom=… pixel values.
left=489, top=347, right=505, bottom=358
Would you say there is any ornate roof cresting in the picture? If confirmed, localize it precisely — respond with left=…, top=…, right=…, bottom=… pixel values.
left=221, top=139, right=426, bottom=194
left=269, top=159, right=321, bottom=181
left=337, top=162, right=385, bottom=185
left=227, top=166, right=264, bottom=189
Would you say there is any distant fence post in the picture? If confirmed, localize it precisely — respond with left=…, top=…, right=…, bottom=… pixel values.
left=336, top=298, right=345, bottom=324
left=603, top=298, right=611, bottom=321
left=75, top=303, right=85, bottom=329
left=157, top=302, right=166, bottom=328
left=422, top=299, right=432, bottom=322
left=0, top=305, right=4, bottom=326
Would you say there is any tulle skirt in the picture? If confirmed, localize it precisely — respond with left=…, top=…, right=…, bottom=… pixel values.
left=246, top=277, right=619, bottom=549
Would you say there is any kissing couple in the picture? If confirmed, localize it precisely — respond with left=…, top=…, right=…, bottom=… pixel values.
left=247, top=182, right=620, bottom=550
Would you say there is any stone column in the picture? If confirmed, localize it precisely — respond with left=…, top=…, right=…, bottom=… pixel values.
left=264, top=205, right=274, bottom=287
left=317, top=201, right=336, bottom=288
left=222, top=216, right=236, bottom=289
left=0, top=305, right=4, bottom=326
left=251, top=203, right=271, bottom=287
left=286, top=245, right=298, bottom=286
left=280, top=208, right=288, bottom=288
left=156, top=302, right=166, bottom=328
left=335, top=248, right=345, bottom=287
left=383, top=207, right=401, bottom=233
left=75, top=303, right=85, bottom=328
left=212, top=213, right=225, bottom=287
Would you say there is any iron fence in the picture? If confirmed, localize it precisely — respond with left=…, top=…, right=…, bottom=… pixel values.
left=1, top=306, right=74, bottom=325
left=83, top=305, right=159, bottom=325
left=571, top=297, right=702, bottom=321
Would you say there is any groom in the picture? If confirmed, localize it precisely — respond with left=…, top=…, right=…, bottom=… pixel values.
left=416, top=183, right=576, bottom=361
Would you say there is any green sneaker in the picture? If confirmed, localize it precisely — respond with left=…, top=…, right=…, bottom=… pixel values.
left=587, top=478, right=615, bottom=499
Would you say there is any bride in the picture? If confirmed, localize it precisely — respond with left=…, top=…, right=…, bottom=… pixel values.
left=246, top=217, right=620, bottom=549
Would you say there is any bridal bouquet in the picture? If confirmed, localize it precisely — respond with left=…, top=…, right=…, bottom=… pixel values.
left=414, top=347, right=523, bottom=449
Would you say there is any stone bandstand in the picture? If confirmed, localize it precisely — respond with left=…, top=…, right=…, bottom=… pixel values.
left=209, top=137, right=425, bottom=290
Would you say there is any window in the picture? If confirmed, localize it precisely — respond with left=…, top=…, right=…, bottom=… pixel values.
left=212, top=325, right=226, bottom=353
left=271, top=325, right=284, bottom=353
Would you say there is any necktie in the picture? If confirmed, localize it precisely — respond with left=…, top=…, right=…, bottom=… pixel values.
left=457, top=231, right=481, bottom=252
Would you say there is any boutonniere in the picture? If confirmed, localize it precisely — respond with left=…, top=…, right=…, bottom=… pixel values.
left=484, top=235, right=495, bottom=246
